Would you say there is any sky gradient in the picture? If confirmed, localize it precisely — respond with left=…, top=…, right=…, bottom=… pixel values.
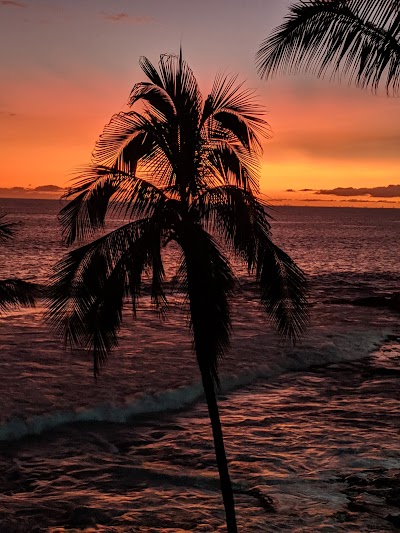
left=0, top=0, right=399, bottom=206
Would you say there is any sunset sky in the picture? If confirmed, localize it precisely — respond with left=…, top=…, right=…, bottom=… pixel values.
left=0, top=0, right=399, bottom=206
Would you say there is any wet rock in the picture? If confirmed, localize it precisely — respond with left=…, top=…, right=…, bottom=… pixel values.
left=67, top=506, right=112, bottom=527
left=345, top=474, right=369, bottom=487
left=386, top=488, right=400, bottom=508
left=330, top=293, right=400, bottom=313
left=348, top=499, right=369, bottom=513
left=386, top=514, right=400, bottom=528
left=332, top=511, right=352, bottom=523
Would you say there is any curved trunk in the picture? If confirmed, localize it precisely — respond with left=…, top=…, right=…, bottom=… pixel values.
left=199, top=364, right=238, bottom=533
left=178, top=223, right=238, bottom=532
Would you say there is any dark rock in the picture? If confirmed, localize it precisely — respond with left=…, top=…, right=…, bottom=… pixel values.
left=386, top=514, right=400, bottom=528
left=348, top=500, right=369, bottom=513
left=331, top=293, right=400, bottom=313
left=67, top=506, right=111, bottom=527
left=333, top=511, right=352, bottom=523
left=345, top=475, right=369, bottom=486
left=386, top=489, right=400, bottom=508
left=352, top=293, right=400, bottom=312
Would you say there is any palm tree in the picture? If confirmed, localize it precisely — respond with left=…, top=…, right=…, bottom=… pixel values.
left=256, top=0, right=400, bottom=96
left=0, top=215, right=36, bottom=313
left=47, top=51, right=308, bottom=532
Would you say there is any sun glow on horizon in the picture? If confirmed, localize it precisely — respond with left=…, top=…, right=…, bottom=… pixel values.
left=0, top=1, right=399, bottom=208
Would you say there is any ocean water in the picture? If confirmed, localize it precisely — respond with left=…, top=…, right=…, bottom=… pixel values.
left=0, top=199, right=399, bottom=532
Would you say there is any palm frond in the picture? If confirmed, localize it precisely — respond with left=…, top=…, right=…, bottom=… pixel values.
left=47, top=217, right=166, bottom=375
left=257, top=0, right=400, bottom=95
left=60, top=165, right=167, bottom=245
left=60, top=168, right=122, bottom=246
left=175, top=222, right=235, bottom=388
left=0, top=279, right=36, bottom=313
left=205, top=142, right=261, bottom=192
left=139, top=51, right=203, bottom=129
left=256, top=235, right=308, bottom=343
left=194, top=185, right=270, bottom=269
left=128, top=82, right=176, bottom=121
left=0, top=215, right=16, bottom=243
left=202, top=73, right=269, bottom=136
left=92, top=111, right=155, bottom=168
left=159, top=49, right=203, bottom=117
left=212, top=110, right=263, bottom=153
left=195, top=186, right=308, bottom=341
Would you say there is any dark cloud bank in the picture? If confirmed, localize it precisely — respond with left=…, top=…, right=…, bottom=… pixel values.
left=0, top=185, right=64, bottom=199
left=287, top=185, right=400, bottom=198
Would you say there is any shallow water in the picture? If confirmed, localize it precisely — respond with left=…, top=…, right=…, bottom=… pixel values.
left=1, top=342, right=399, bottom=532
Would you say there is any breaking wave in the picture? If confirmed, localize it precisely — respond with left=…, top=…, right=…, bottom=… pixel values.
left=0, top=329, right=391, bottom=443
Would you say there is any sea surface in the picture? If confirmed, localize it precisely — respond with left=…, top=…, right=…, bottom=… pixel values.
left=0, top=199, right=399, bottom=532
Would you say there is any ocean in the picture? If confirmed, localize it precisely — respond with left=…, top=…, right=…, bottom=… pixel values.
left=0, top=198, right=399, bottom=532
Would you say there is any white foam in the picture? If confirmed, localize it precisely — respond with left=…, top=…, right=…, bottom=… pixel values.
left=0, top=329, right=391, bottom=442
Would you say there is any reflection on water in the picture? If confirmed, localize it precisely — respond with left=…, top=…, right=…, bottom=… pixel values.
left=1, top=201, right=400, bottom=530
left=0, top=342, right=399, bottom=532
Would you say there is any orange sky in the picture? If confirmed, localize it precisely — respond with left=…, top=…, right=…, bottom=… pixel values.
left=0, top=0, right=399, bottom=207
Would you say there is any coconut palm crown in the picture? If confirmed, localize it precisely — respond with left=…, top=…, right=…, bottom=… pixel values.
left=47, top=51, right=308, bottom=532
left=257, top=0, right=400, bottom=96
left=0, top=215, right=36, bottom=313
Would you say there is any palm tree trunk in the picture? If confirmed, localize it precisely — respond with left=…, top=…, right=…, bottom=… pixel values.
left=179, top=224, right=238, bottom=532
left=199, top=364, right=238, bottom=533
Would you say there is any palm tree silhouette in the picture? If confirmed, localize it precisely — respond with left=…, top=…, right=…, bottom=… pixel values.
left=47, top=51, right=308, bottom=532
left=257, top=0, right=400, bottom=96
left=0, top=215, right=36, bottom=313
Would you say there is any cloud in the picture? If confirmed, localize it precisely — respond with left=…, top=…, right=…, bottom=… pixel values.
left=33, top=185, right=63, bottom=192
left=101, top=12, right=154, bottom=24
left=0, top=1, right=26, bottom=7
left=341, top=198, right=398, bottom=204
left=0, top=185, right=64, bottom=199
left=316, top=185, right=400, bottom=198
left=285, top=188, right=319, bottom=193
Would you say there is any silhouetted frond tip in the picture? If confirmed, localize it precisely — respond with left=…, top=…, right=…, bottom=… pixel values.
left=46, top=217, right=166, bottom=376
left=0, top=279, right=36, bottom=313
left=0, top=215, right=17, bottom=243
left=257, top=0, right=400, bottom=96
left=256, top=238, right=309, bottom=343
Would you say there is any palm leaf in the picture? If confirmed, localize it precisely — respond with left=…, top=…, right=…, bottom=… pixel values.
left=0, top=215, right=16, bottom=243
left=194, top=185, right=269, bottom=267
left=60, top=165, right=167, bottom=245
left=257, top=0, right=400, bottom=95
left=255, top=234, right=308, bottom=343
left=175, top=222, right=235, bottom=388
left=0, top=279, right=36, bottom=313
left=205, top=141, right=261, bottom=192
left=202, top=73, right=269, bottom=135
left=92, top=111, right=156, bottom=168
left=196, top=186, right=308, bottom=341
left=128, top=82, right=176, bottom=121
left=47, top=216, right=166, bottom=375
